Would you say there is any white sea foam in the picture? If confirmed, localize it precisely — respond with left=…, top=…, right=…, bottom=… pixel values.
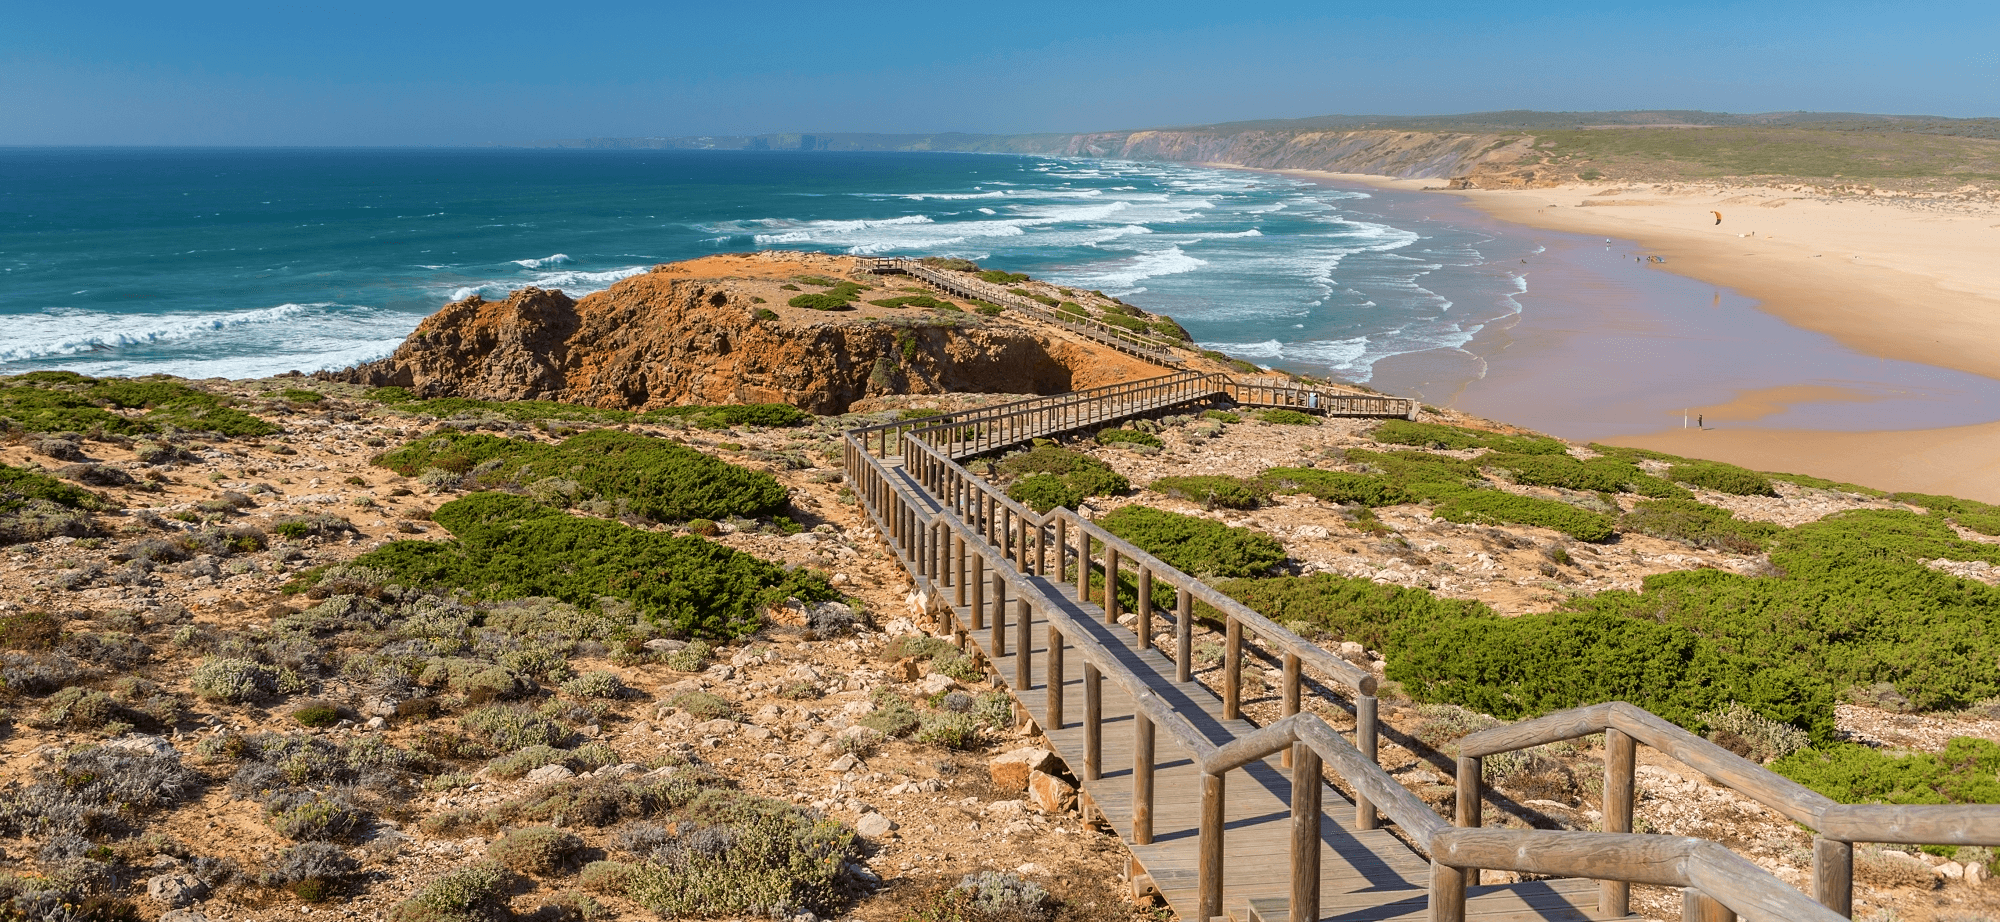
left=443, top=264, right=650, bottom=303
left=512, top=253, right=573, bottom=269
left=1051, top=246, right=1207, bottom=293
left=0, top=303, right=317, bottom=363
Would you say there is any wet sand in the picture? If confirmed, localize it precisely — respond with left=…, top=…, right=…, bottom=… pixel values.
left=1255, top=169, right=2000, bottom=502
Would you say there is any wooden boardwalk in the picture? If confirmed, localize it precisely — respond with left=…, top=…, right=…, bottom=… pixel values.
left=879, top=457, right=1616, bottom=922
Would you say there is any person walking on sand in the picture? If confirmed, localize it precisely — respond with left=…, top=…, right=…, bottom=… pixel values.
left=1698, top=414, right=1704, bottom=428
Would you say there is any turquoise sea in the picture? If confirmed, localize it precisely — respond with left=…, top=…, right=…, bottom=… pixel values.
left=0, top=148, right=1531, bottom=383
left=4, top=148, right=1997, bottom=437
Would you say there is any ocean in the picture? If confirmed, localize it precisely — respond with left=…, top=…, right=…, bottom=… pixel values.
left=7, top=147, right=1998, bottom=438
left=0, top=148, right=1530, bottom=385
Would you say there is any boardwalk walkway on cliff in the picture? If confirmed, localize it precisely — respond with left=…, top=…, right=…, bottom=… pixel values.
left=841, top=371, right=2000, bottom=922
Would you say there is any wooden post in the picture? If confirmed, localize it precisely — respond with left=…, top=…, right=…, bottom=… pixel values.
left=1290, top=742, right=1322, bottom=922
left=1083, top=663, right=1102, bottom=780
left=1430, top=861, right=1466, bottom=922
left=1046, top=626, right=1064, bottom=730
left=1054, top=516, right=1067, bottom=585
left=1281, top=652, right=1301, bottom=768
left=1104, top=546, right=1121, bottom=624
left=1198, top=772, right=1225, bottom=922
left=1813, top=837, right=1853, bottom=918
left=1682, top=888, right=1736, bottom=922
left=1015, top=598, right=1031, bottom=690
left=1456, top=755, right=1482, bottom=888
left=953, top=535, right=966, bottom=608
left=1176, top=588, right=1193, bottom=683
left=1134, top=713, right=1155, bottom=845
left=970, top=554, right=985, bottom=632
left=990, top=573, right=1007, bottom=658
left=1603, top=727, right=1636, bottom=917
left=1075, top=521, right=1089, bottom=599
left=1356, top=695, right=1378, bottom=829
left=1136, top=567, right=1153, bottom=649
left=1224, top=617, right=1242, bottom=720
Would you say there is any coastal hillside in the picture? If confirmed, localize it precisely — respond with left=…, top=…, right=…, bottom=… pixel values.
left=1, top=365, right=1996, bottom=920
left=328, top=252, right=1223, bottom=415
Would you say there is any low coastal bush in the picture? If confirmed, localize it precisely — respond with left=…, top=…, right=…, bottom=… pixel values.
left=787, top=280, right=867, bottom=310
left=1573, top=509, right=2000, bottom=714
left=868, top=295, right=957, bottom=311
left=1254, top=408, right=1319, bottom=426
left=639, top=403, right=811, bottom=428
left=1432, top=491, right=1616, bottom=542
left=978, top=270, right=1029, bottom=284
left=1667, top=460, right=1778, bottom=496
left=1151, top=317, right=1193, bottom=341
left=623, top=791, right=858, bottom=918
left=0, top=372, right=277, bottom=437
left=392, top=861, right=513, bottom=922
left=1094, top=428, right=1162, bottom=448
left=1218, top=572, right=1487, bottom=652
left=375, top=429, right=788, bottom=523
left=353, top=492, right=835, bottom=639
left=997, top=447, right=1128, bottom=513
left=1255, top=468, right=1411, bottom=507
left=1619, top=499, right=1784, bottom=552
left=366, top=392, right=807, bottom=429
left=1149, top=475, right=1264, bottom=510
left=1343, top=449, right=1485, bottom=504
left=1098, top=506, right=1286, bottom=579
left=1371, top=420, right=1566, bottom=455
left=1482, top=452, right=1687, bottom=498
left=1774, top=737, right=2000, bottom=804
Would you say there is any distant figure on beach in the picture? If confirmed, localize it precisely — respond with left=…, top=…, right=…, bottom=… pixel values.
left=1698, top=414, right=1704, bottom=428
left=1712, top=210, right=1723, bottom=225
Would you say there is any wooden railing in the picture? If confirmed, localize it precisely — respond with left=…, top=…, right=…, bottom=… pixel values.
left=1198, top=712, right=1851, bottom=922
left=836, top=369, right=1989, bottom=922
left=1454, top=701, right=2000, bottom=918
left=866, top=256, right=1186, bottom=362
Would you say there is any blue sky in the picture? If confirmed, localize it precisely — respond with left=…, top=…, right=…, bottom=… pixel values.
left=3, top=0, right=1994, bottom=145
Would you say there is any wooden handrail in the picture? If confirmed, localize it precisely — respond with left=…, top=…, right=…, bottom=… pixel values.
left=1429, top=830, right=1846, bottom=922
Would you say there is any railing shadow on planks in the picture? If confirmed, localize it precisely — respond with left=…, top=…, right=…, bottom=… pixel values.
left=840, top=371, right=2000, bottom=922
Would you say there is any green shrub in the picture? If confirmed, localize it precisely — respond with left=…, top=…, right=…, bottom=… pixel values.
left=560, top=670, right=627, bottom=699
left=1342, top=449, right=1484, bottom=504
left=1255, top=409, right=1318, bottom=426
left=971, top=301, right=1003, bottom=316
left=1219, top=572, right=1486, bottom=651
left=1575, top=509, right=2000, bottom=714
left=267, top=792, right=365, bottom=841
left=1481, top=453, right=1687, bottom=498
left=484, top=745, right=573, bottom=779
left=393, top=861, right=513, bottom=922
left=461, top=704, right=572, bottom=751
left=625, top=791, right=857, bottom=918
left=1698, top=701, right=1811, bottom=763
left=375, top=429, right=787, bottom=523
left=0, top=463, right=111, bottom=512
left=281, top=388, right=325, bottom=403
left=1095, top=428, right=1162, bottom=448
left=0, top=373, right=278, bottom=437
left=1151, top=317, right=1192, bottom=341
left=999, top=447, right=1128, bottom=513
left=868, top=295, right=957, bottom=310
left=1200, top=409, right=1240, bottom=424
left=1667, top=461, right=1777, bottom=496
left=639, top=403, right=811, bottom=428
left=1432, top=491, right=1615, bottom=542
left=915, top=711, right=984, bottom=750
left=489, top=825, right=586, bottom=875
left=354, top=494, right=830, bottom=639
left=291, top=702, right=341, bottom=728
left=979, top=270, right=1029, bottom=284
left=190, top=656, right=281, bottom=703
left=1372, top=420, right=1566, bottom=455
left=667, top=690, right=736, bottom=721
left=753, top=307, right=778, bottom=321
left=1149, top=475, right=1264, bottom=509
left=1620, top=499, right=1784, bottom=552
left=1098, top=506, right=1286, bottom=579
left=1255, top=468, right=1411, bottom=507
left=1774, top=737, right=2000, bottom=804
left=862, top=692, right=922, bottom=737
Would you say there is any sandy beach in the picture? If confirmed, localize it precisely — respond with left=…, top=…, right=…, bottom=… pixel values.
left=1259, top=168, right=2000, bottom=503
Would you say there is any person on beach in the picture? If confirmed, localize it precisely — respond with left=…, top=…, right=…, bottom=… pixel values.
left=1698, top=414, right=1704, bottom=428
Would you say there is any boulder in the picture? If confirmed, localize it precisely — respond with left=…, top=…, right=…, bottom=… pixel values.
left=917, top=672, right=956, bottom=695
left=855, top=812, right=897, bottom=838
left=826, top=753, right=861, bottom=772
left=104, top=734, right=177, bottom=759
left=1336, top=641, right=1369, bottom=664
left=989, top=747, right=1061, bottom=791
left=524, top=763, right=575, bottom=784
left=1967, top=861, right=1989, bottom=887
left=147, top=872, right=208, bottom=908
left=890, top=659, right=921, bottom=682
left=1027, top=769, right=1076, bottom=813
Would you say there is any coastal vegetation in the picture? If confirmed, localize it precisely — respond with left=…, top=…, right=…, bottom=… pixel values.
left=373, top=430, right=789, bottom=524
left=994, top=446, right=1128, bottom=513
left=1, top=371, right=278, bottom=438
left=362, top=389, right=810, bottom=429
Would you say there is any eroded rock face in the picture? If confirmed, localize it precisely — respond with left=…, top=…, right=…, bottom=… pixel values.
left=329, top=254, right=1164, bottom=415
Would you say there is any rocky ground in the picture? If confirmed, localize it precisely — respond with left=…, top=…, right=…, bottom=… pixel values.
left=0, top=381, right=1993, bottom=922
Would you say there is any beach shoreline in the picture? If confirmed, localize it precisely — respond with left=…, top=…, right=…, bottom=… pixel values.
left=1225, top=166, right=2000, bottom=503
